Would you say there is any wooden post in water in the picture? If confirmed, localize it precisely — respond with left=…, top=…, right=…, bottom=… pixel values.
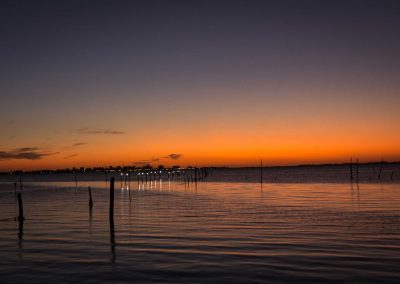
left=260, top=159, right=263, bottom=185
left=109, top=177, right=115, bottom=222
left=378, top=158, right=383, bottom=180
left=17, top=193, right=24, bottom=221
left=194, top=167, right=197, bottom=183
left=88, top=187, right=93, bottom=209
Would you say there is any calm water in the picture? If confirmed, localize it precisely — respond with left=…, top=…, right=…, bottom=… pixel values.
left=1, top=168, right=400, bottom=283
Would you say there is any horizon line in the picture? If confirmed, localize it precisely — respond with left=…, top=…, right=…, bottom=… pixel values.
left=2, top=160, right=399, bottom=174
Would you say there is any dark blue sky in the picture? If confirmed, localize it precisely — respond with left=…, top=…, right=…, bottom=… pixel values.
left=1, top=0, right=400, bottom=169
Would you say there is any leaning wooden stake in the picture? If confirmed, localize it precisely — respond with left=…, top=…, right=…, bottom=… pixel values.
left=17, top=193, right=24, bottom=221
left=88, top=186, right=93, bottom=209
left=109, top=177, right=115, bottom=221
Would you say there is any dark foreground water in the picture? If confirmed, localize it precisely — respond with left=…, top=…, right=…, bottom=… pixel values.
left=1, top=168, right=400, bottom=283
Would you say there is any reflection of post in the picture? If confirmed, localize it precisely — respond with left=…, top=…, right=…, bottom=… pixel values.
left=356, top=159, right=359, bottom=183
left=349, top=157, right=353, bottom=181
left=378, top=158, right=383, bottom=180
left=110, top=217, right=116, bottom=264
left=128, top=182, right=131, bottom=201
left=74, top=173, right=78, bottom=188
left=109, top=178, right=114, bottom=222
left=89, top=199, right=93, bottom=235
left=17, top=192, right=24, bottom=257
left=18, top=213, right=24, bottom=258
left=109, top=177, right=116, bottom=263
left=18, top=218, right=24, bottom=240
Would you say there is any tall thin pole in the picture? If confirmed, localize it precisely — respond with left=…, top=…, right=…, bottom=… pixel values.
left=378, top=157, right=383, bottom=180
left=260, top=159, right=263, bottom=185
left=17, top=193, right=24, bottom=221
left=88, top=186, right=93, bottom=209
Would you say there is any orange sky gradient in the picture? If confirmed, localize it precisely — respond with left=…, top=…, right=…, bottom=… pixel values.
left=1, top=84, right=400, bottom=171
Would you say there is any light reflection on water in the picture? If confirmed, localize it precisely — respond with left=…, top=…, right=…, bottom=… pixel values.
left=0, top=178, right=400, bottom=283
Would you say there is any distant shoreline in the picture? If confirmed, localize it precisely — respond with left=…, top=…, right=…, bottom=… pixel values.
left=2, top=161, right=399, bottom=175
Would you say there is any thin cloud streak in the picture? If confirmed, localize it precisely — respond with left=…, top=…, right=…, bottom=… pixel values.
left=77, top=127, right=125, bottom=135
left=14, top=147, right=39, bottom=152
left=72, top=142, right=87, bottom=147
left=62, top=142, right=87, bottom=149
left=133, top=154, right=184, bottom=166
left=64, top=154, right=78, bottom=160
left=0, top=147, right=58, bottom=161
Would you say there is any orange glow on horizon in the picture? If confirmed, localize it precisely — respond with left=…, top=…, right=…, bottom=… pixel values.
left=2, top=130, right=399, bottom=171
left=2, top=85, right=399, bottom=172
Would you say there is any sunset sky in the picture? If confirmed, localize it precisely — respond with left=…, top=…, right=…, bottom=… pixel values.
left=1, top=0, right=400, bottom=171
